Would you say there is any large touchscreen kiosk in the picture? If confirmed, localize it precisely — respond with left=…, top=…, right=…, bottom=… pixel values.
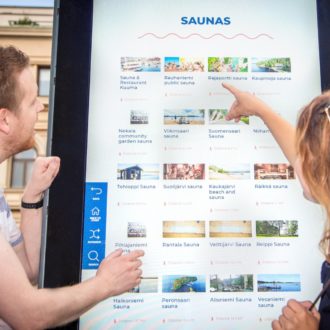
left=80, top=1, right=324, bottom=328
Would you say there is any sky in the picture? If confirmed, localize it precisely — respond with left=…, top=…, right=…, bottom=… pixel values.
left=0, top=0, right=53, bottom=7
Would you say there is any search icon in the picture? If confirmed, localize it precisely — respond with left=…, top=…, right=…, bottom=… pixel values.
left=88, top=250, right=100, bottom=262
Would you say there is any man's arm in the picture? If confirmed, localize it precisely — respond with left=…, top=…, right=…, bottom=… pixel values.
left=0, top=234, right=144, bottom=330
left=15, top=157, right=60, bottom=282
left=223, top=83, right=297, bottom=165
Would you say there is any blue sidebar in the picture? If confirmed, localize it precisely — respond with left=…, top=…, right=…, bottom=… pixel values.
left=82, top=182, right=108, bottom=269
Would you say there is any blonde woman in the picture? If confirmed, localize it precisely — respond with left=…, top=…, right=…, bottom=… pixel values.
left=223, top=83, right=330, bottom=330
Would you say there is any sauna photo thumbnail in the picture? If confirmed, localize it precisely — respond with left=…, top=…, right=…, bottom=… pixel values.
left=164, top=109, right=205, bottom=125
left=209, top=164, right=250, bottom=180
left=210, top=274, right=253, bottom=292
left=257, top=274, right=301, bottom=292
left=121, top=57, right=161, bottom=72
left=254, top=163, right=295, bottom=180
left=163, top=163, right=205, bottom=180
left=162, top=275, right=206, bottom=293
left=130, top=110, right=148, bottom=124
left=252, top=57, right=291, bottom=73
left=127, top=222, right=146, bottom=238
left=208, top=57, right=248, bottom=73
left=256, top=220, right=298, bottom=238
left=129, top=277, right=158, bottom=293
left=117, top=163, right=159, bottom=180
left=164, top=57, right=205, bottom=72
left=163, top=221, right=205, bottom=238
left=209, top=109, right=249, bottom=125
left=209, top=221, right=252, bottom=238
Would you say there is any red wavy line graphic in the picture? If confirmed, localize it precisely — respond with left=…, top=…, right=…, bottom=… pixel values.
left=138, top=32, right=273, bottom=40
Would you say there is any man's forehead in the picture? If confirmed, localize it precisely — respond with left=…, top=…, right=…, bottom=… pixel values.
left=17, top=67, right=34, bottom=86
left=14, top=67, right=37, bottom=111
left=17, top=68, right=37, bottom=94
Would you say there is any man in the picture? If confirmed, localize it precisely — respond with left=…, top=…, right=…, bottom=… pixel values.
left=0, top=46, right=144, bottom=329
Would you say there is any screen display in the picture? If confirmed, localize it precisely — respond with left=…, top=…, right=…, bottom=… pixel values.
left=79, top=0, right=324, bottom=328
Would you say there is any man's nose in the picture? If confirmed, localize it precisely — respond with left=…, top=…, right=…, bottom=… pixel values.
left=37, top=99, right=44, bottom=112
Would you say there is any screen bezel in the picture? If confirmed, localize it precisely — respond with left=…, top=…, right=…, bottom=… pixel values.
left=41, top=1, right=92, bottom=329
left=42, top=1, right=330, bottom=329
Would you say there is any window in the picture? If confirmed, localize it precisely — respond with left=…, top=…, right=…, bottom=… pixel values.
left=38, top=67, right=51, bottom=97
left=11, top=148, right=37, bottom=188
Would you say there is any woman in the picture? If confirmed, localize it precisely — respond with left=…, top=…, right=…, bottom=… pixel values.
left=223, top=83, right=330, bottom=330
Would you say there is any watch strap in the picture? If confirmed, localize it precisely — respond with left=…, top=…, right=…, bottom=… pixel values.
left=21, top=198, right=44, bottom=209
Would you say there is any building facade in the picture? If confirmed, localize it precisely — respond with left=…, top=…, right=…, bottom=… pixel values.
left=0, top=6, right=53, bottom=221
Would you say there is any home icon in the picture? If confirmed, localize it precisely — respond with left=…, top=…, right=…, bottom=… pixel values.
left=91, top=207, right=100, bottom=216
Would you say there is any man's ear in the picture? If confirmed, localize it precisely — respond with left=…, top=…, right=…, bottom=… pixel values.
left=0, top=108, right=10, bottom=134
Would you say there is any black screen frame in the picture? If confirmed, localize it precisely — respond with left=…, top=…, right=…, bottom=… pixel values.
left=317, top=0, right=330, bottom=90
left=41, top=0, right=93, bottom=329
left=42, top=1, right=330, bottom=329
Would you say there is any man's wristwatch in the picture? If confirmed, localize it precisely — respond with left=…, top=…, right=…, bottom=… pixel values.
left=21, top=198, right=44, bottom=209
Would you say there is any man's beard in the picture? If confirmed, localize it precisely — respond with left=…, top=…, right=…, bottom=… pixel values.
left=20, top=136, right=35, bottom=152
left=10, top=134, right=35, bottom=157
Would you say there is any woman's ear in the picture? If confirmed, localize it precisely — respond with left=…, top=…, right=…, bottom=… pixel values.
left=0, top=108, right=10, bottom=134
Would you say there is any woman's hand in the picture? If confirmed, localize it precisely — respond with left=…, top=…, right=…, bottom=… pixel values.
left=272, top=299, right=320, bottom=330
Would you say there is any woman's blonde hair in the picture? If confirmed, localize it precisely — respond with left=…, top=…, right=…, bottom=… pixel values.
left=296, top=91, right=330, bottom=260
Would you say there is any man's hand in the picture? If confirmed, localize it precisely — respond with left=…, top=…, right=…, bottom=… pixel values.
left=272, top=299, right=320, bottom=330
left=96, top=249, right=144, bottom=299
left=23, top=156, right=60, bottom=202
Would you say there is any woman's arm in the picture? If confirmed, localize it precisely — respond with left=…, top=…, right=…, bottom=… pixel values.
left=223, top=83, right=297, bottom=165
